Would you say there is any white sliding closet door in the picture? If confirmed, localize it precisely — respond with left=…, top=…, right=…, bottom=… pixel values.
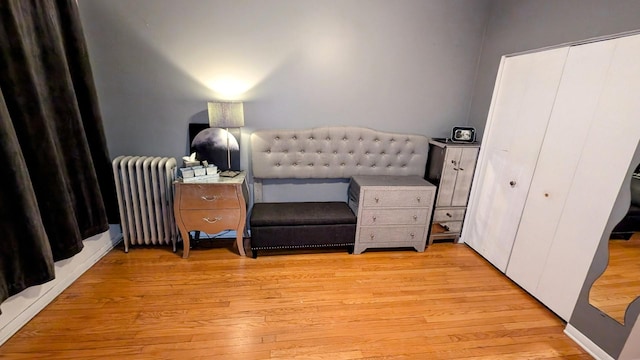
left=462, top=48, right=568, bottom=272
left=506, top=39, right=618, bottom=311
left=535, top=34, right=640, bottom=320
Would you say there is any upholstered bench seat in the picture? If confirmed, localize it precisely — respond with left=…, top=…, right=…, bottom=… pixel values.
left=249, top=202, right=357, bottom=258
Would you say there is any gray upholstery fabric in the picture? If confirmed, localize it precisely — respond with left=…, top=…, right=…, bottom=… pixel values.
left=251, top=126, right=429, bottom=179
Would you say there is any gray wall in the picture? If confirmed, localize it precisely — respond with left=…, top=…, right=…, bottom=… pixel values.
left=77, top=0, right=491, bottom=170
left=469, top=0, right=640, bottom=138
left=78, top=0, right=640, bottom=169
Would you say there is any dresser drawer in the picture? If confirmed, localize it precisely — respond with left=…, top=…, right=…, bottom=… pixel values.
left=179, top=209, right=241, bottom=233
left=362, top=189, right=433, bottom=208
left=179, top=184, right=239, bottom=209
left=431, top=221, right=462, bottom=234
left=357, top=226, right=426, bottom=244
left=360, top=208, right=430, bottom=226
left=432, top=208, right=466, bottom=222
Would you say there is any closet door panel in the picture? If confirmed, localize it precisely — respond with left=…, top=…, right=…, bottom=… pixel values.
left=462, top=48, right=568, bottom=271
left=537, top=34, right=640, bottom=320
left=505, top=40, right=617, bottom=302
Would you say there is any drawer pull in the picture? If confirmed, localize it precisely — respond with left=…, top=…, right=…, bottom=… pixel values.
left=370, top=233, right=375, bottom=240
left=442, top=224, right=450, bottom=231
left=202, top=216, right=222, bottom=224
left=201, top=195, right=220, bottom=202
left=446, top=212, right=452, bottom=218
left=413, top=215, right=418, bottom=221
left=374, top=197, right=380, bottom=203
left=451, top=160, right=460, bottom=171
left=372, top=216, right=377, bottom=222
left=416, top=196, right=421, bottom=203
left=410, top=233, right=415, bottom=238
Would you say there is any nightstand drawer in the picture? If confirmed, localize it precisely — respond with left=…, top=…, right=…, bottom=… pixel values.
left=360, top=208, right=430, bottom=226
left=357, top=226, right=425, bottom=244
left=174, top=172, right=248, bottom=258
left=433, top=208, right=466, bottom=222
left=179, top=184, right=239, bottom=209
left=179, top=209, right=241, bottom=233
left=362, top=189, right=433, bottom=208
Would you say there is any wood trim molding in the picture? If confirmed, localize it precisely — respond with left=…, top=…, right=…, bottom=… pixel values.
left=565, top=324, right=615, bottom=360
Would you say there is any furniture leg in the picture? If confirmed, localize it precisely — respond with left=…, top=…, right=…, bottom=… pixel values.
left=236, top=228, right=246, bottom=257
left=179, top=228, right=190, bottom=259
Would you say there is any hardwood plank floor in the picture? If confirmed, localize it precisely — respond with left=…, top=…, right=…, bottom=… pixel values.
left=0, top=241, right=591, bottom=359
left=589, top=232, right=640, bottom=323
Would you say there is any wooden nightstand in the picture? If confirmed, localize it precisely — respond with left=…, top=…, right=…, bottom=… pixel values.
left=348, top=175, right=436, bottom=254
left=173, top=172, right=248, bottom=258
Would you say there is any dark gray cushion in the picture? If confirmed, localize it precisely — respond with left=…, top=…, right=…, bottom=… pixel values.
left=250, top=202, right=356, bottom=227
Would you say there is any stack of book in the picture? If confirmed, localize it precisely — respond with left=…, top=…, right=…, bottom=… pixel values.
left=179, top=164, right=219, bottom=182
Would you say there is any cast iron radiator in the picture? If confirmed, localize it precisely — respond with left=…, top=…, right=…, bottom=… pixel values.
left=112, top=156, right=178, bottom=252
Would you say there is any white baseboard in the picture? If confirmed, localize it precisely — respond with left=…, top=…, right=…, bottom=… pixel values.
left=565, top=324, right=614, bottom=360
left=0, top=225, right=122, bottom=345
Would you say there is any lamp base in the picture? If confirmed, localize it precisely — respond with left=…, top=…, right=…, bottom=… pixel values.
left=224, top=127, right=241, bottom=171
left=220, top=170, right=241, bottom=177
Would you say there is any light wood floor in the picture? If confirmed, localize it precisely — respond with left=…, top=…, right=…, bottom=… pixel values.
left=590, top=233, right=640, bottom=323
left=1, top=241, right=591, bottom=359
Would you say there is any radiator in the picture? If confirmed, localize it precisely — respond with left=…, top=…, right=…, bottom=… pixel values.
left=112, top=156, right=178, bottom=252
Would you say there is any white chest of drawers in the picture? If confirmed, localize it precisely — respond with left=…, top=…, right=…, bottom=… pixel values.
left=348, top=175, right=436, bottom=254
left=425, top=139, right=479, bottom=243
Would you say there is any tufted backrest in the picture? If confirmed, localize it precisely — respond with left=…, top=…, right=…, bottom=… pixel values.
left=251, top=126, right=429, bottom=179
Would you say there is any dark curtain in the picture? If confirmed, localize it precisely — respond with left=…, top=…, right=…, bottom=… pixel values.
left=0, top=0, right=118, bottom=307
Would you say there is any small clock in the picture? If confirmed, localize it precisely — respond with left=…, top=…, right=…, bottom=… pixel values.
left=451, top=126, right=476, bottom=143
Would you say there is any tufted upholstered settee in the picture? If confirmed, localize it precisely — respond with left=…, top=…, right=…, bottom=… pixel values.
left=249, top=126, right=429, bottom=257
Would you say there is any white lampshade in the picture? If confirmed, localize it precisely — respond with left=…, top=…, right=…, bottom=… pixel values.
left=208, top=102, right=244, bottom=128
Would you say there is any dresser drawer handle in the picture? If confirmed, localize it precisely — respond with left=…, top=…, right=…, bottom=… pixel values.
left=446, top=212, right=452, bottom=218
left=409, top=233, right=415, bottom=238
left=369, top=233, right=375, bottom=240
left=201, top=195, right=220, bottom=202
left=372, top=216, right=377, bottom=222
left=416, top=196, right=421, bottom=203
left=374, top=197, right=380, bottom=203
left=413, top=215, right=418, bottom=221
left=202, top=216, right=222, bottom=224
